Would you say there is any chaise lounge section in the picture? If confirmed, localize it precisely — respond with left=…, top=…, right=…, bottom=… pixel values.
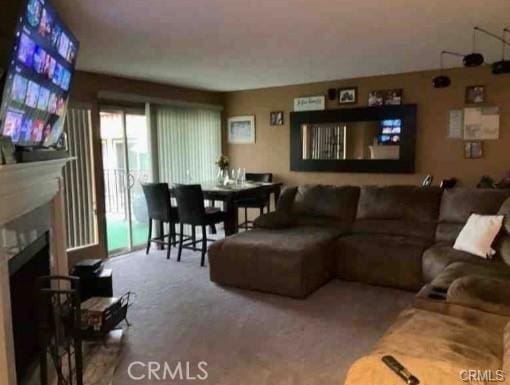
left=208, top=185, right=359, bottom=298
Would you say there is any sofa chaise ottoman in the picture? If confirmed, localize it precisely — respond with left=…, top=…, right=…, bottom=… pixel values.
left=208, top=226, right=345, bottom=298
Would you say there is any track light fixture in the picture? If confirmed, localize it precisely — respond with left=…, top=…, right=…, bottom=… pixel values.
left=474, top=27, right=510, bottom=74
left=432, top=50, right=465, bottom=88
left=434, top=26, right=510, bottom=88
left=463, top=27, right=485, bottom=67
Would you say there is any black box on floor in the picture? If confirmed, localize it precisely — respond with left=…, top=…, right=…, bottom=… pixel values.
left=72, top=264, right=113, bottom=302
left=73, top=258, right=103, bottom=276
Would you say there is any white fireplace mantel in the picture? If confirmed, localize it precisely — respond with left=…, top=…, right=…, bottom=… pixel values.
left=0, top=158, right=72, bottom=385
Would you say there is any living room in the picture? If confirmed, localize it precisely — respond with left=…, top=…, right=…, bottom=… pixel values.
left=1, top=0, right=510, bottom=384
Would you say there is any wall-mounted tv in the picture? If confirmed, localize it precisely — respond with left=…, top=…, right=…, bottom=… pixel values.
left=0, top=0, right=79, bottom=148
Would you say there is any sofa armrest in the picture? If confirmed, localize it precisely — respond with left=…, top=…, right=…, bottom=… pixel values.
left=447, top=275, right=510, bottom=316
left=253, top=212, right=296, bottom=229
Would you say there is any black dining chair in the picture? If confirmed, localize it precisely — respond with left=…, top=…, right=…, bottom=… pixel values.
left=173, top=184, right=226, bottom=266
left=237, top=173, right=273, bottom=230
left=142, top=183, right=179, bottom=259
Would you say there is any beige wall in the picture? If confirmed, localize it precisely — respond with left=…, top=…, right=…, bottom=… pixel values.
left=224, top=66, right=510, bottom=187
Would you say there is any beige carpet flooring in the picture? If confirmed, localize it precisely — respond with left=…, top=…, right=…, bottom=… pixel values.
left=107, top=247, right=414, bottom=385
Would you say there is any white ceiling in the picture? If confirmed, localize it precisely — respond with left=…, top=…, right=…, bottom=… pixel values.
left=53, top=0, right=510, bottom=91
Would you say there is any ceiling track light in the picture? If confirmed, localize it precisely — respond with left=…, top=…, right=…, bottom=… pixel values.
left=463, top=27, right=485, bottom=67
left=432, top=50, right=465, bottom=88
left=482, top=27, right=510, bottom=74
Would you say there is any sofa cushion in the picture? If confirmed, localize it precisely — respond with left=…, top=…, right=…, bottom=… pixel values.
left=344, top=307, right=504, bottom=385
left=422, top=244, right=504, bottom=282
left=447, top=275, right=510, bottom=316
left=336, top=234, right=430, bottom=290
left=292, top=185, right=360, bottom=222
left=436, top=188, right=510, bottom=243
left=275, top=186, right=297, bottom=212
left=352, top=219, right=436, bottom=241
left=504, top=322, right=510, bottom=377
left=356, top=185, right=442, bottom=223
left=496, top=197, right=510, bottom=265
left=208, top=226, right=346, bottom=298
left=253, top=212, right=295, bottom=229
left=429, top=261, right=510, bottom=289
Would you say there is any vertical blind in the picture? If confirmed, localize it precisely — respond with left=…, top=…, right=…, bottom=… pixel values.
left=302, top=123, right=345, bottom=160
left=157, top=106, right=221, bottom=184
left=63, top=107, right=97, bottom=249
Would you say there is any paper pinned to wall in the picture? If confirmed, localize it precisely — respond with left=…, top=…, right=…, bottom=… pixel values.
left=463, top=107, right=500, bottom=140
left=448, top=109, right=463, bottom=139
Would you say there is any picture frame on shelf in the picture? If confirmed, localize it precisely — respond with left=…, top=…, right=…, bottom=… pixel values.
left=368, top=90, right=384, bottom=106
left=338, top=87, right=357, bottom=105
left=464, top=141, right=483, bottom=159
left=227, top=115, right=256, bottom=144
left=270, top=111, right=284, bottom=126
left=465, top=85, right=485, bottom=104
left=368, top=89, right=403, bottom=106
left=384, top=89, right=403, bottom=105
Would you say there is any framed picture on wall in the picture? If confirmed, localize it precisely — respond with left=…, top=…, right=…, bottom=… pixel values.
left=464, top=141, right=483, bottom=159
left=270, top=111, right=284, bottom=126
left=338, top=87, right=357, bottom=105
left=465, top=85, right=485, bottom=104
left=228, top=115, right=256, bottom=144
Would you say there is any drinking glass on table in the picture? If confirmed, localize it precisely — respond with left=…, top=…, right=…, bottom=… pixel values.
left=231, top=168, right=237, bottom=184
left=239, top=168, right=246, bottom=185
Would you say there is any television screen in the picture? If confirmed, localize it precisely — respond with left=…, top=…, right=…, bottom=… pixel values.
left=378, top=119, right=401, bottom=145
left=0, top=0, right=79, bottom=147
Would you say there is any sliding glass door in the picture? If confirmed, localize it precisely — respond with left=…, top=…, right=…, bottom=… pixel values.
left=100, top=108, right=151, bottom=254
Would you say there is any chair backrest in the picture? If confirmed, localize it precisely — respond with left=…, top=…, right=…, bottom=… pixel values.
left=246, top=173, right=273, bottom=183
left=173, top=184, right=206, bottom=225
left=142, top=183, right=173, bottom=222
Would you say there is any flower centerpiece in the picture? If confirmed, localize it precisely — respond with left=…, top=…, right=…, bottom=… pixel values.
left=215, top=155, right=230, bottom=185
left=215, top=155, right=229, bottom=170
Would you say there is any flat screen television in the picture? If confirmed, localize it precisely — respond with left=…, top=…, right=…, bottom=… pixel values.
left=0, top=0, right=79, bottom=148
left=378, top=119, right=401, bottom=145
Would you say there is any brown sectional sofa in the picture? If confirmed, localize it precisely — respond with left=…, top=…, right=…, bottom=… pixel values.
left=209, top=184, right=510, bottom=384
left=209, top=184, right=510, bottom=298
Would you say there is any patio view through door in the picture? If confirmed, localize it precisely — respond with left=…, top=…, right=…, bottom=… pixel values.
left=100, top=108, right=152, bottom=254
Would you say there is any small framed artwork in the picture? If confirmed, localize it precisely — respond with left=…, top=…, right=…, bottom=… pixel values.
left=338, top=87, right=357, bottom=105
left=465, top=85, right=485, bottom=104
left=270, top=111, right=284, bottom=126
left=228, top=115, right=256, bottom=144
left=464, top=141, right=483, bottom=159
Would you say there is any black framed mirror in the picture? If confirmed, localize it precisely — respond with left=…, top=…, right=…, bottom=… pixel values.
left=290, top=104, right=417, bottom=173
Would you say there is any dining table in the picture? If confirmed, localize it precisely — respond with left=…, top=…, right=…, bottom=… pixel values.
left=171, top=181, right=282, bottom=235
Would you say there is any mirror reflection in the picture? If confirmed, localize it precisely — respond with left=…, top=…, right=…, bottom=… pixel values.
left=301, top=119, right=401, bottom=160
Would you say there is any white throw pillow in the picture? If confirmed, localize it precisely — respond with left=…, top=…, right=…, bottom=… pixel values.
left=453, top=214, right=504, bottom=259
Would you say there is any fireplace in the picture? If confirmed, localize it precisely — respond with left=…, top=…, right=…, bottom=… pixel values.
left=0, top=158, right=71, bottom=385
left=8, top=232, right=50, bottom=383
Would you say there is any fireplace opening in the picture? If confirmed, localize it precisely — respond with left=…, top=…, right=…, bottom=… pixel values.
left=8, top=232, right=50, bottom=383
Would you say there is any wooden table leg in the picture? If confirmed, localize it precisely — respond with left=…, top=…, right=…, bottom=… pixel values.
left=223, top=197, right=238, bottom=236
